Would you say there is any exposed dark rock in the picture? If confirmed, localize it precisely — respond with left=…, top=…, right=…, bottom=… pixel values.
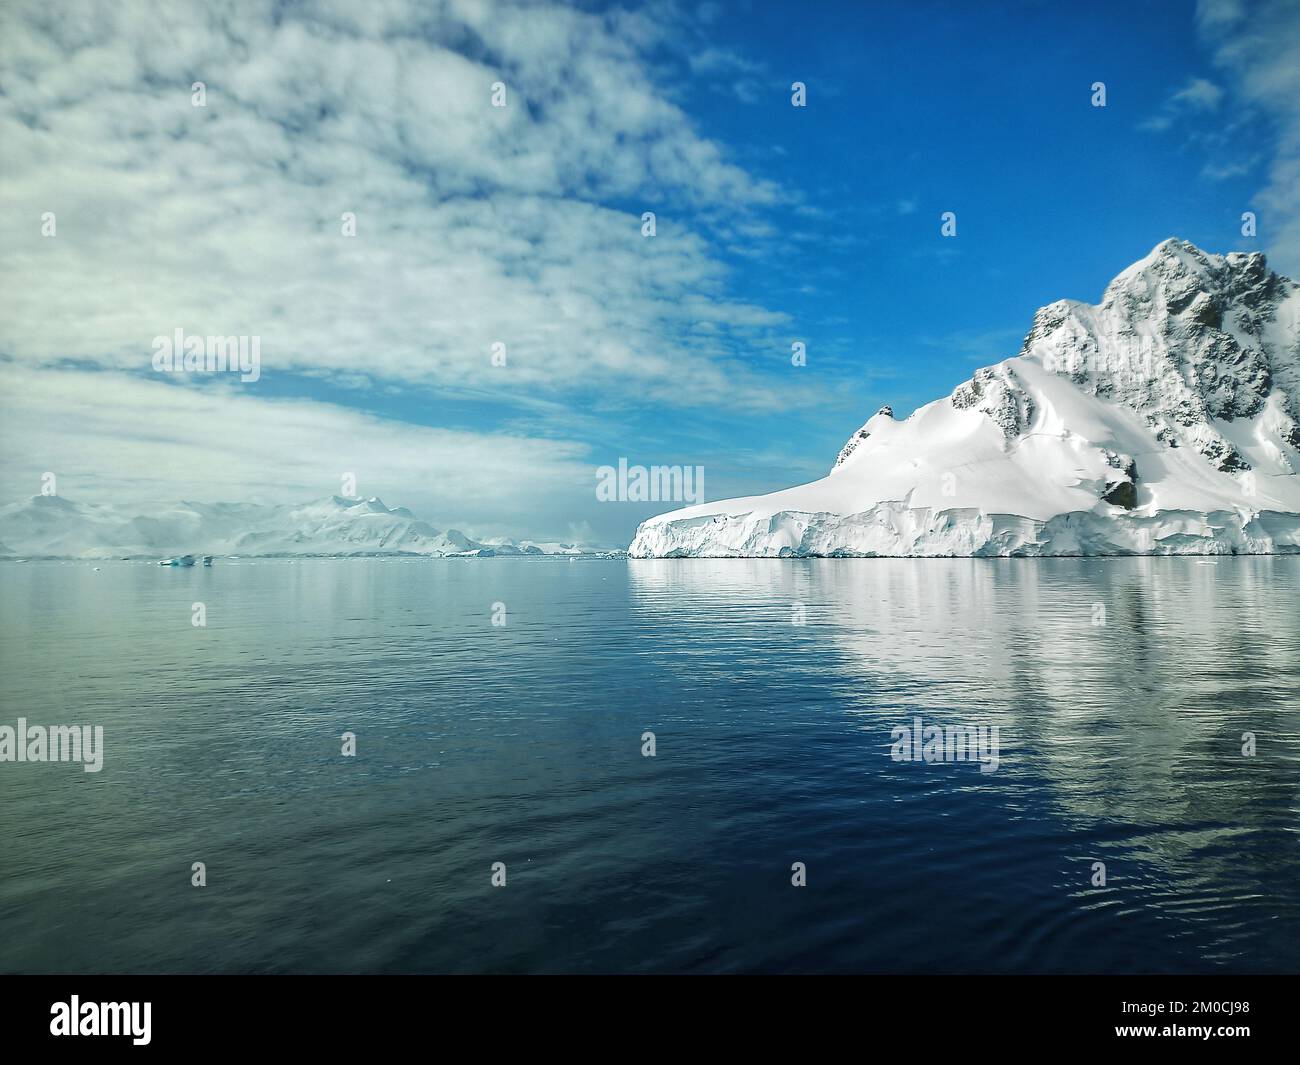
left=1102, top=454, right=1138, bottom=509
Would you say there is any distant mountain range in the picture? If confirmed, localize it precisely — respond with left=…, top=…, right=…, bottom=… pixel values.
left=631, top=239, right=1300, bottom=556
left=0, top=494, right=619, bottom=559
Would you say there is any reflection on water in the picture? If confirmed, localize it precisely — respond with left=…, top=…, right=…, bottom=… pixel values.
left=1, top=557, right=1297, bottom=973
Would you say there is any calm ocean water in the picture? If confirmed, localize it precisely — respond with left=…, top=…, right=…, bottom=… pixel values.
left=1, top=556, right=1298, bottom=974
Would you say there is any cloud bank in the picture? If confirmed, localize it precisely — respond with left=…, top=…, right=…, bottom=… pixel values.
left=0, top=0, right=819, bottom=536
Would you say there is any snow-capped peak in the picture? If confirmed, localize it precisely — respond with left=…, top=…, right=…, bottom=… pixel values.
left=832, top=405, right=896, bottom=470
left=630, top=240, right=1300, bottom=557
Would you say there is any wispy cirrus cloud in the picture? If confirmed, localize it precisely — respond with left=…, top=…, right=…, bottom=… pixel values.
left=687, top=45, right=768, bottom=104
left=1195, top=0, right=1300, bottom=274
left=1138, top=76, right=1224, bottom=132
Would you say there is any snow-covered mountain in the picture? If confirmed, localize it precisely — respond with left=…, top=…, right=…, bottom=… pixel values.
left=0, top=495, right=614, bottom=559
left=630, top=239, right=1300, bottom=557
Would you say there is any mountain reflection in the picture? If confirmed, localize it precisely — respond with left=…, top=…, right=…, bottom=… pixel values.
left=629, top=556, right=1300, bottom=966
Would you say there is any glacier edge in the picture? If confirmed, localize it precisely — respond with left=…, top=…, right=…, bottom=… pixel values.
left=627, top=504, right=1300, bottom=558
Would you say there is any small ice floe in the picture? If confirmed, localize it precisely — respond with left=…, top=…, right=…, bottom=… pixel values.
left=1195, top=560, right=1219, bottom=565
left=159, top=554, right=197, bottom=567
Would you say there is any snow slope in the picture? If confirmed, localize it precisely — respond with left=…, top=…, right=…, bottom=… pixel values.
left=0, top=495, right=615, bottom=559
left=630, top=239, right=1300, bottom=557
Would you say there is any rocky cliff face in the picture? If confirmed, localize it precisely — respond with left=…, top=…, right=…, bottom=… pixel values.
left=1019, top=239, right=1299, bottom=473
left=630, top=239, right=1300, bottom=558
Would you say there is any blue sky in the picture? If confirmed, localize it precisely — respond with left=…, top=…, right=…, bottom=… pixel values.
left=1, top=0, right=1297, bottom=542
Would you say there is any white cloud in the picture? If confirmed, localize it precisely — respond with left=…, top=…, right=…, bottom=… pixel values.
left=1138, top=76, right=1224, bottom=131
left=0, top=0, right=805, bottom=409
left=1202, top=156, right=1257, bottom=180
left=1196, top=0, right=1300, bottom=273
left=688, top=46, right=763, bottom=78
left=0, top=0, right=842, bottom=535
left=1171, top=76, right=1224, bottom=111
left=0, top=363, right=600, bottom=539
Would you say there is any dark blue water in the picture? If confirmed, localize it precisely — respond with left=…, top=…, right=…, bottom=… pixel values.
left=1, top=556, right=1298, bottom=973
